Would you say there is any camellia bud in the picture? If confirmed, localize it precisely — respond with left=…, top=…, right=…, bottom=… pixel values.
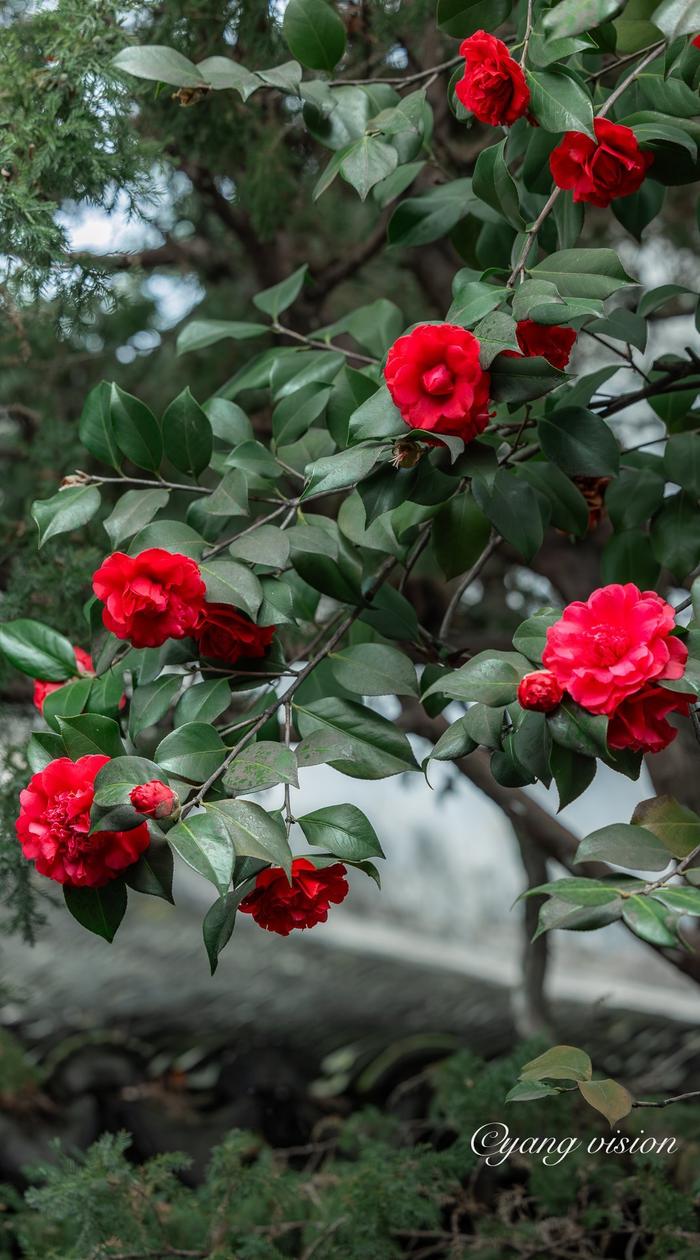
left=60, top=470, right=91, bottom=489
left=517, top=669, right=564, bottom=713
left=129, top=780, right=180, bottom=822
left=391, top=438, right=423, bottom=470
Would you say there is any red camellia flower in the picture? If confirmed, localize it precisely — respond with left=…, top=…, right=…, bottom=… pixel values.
left=239, top=858, right=349, bottom=936
left=194, top=602, right=275, bottom=665
left=693, top=34, right=700, bottom=48
left=550, top=118, right=653, bottom=207
left=608, top=684, right=692, bottom=755
left=33, top=645, right=94, bottom=714
left=542, top=584, right=687, bottom=717
left=517, top=669, right=564, bottom=713
left=129, top=780, right=180, bottom=821
left=455, top=30, right=530, bottom=126
left=92, top=549, right=206, bottom=648
left=512, top=320, right=577, bottom=370
left=384, top=324, right=491, bottom=441
left=16, top=755, right=150, bottom=888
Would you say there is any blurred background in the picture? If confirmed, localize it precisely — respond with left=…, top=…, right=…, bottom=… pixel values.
left=0, top=0, right=699, bottom=1217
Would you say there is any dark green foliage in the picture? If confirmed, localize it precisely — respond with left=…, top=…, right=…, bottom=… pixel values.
left=0, top=1048, right=698, bottom=1259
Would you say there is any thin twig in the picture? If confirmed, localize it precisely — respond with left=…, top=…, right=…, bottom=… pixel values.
left=273, top=321, right=378, bottom=366
left=328, top=55, right=462, bottom=88
left=439, top=533, right=502, bottom=641
left=634, top=1089, right=700, bottom=1109
left=596, top=42, right=665, bottom=118
left=73, top=472, right=213, bottom=495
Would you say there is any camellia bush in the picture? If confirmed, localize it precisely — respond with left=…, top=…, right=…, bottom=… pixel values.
left=4, top=0, right=700, bottom=1121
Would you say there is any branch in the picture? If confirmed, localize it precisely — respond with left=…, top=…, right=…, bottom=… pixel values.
left=438, top=533, right=502, bottom=641
left=634, top=1089, right=700, bottom=1109
left=272, top=320, right=378, bottom=366
left=594, top=361, right=700, bottom=418
left=328, top=55, right=462, bottom=88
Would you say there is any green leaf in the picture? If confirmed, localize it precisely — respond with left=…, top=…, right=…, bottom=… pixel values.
left=473, top=140, right=523, bottom=229
left=293, top=697, right=419, bottom=778
left=652, top=886, right=700, bottom=915
left=168, top=812, right=234, bottom=894
left=535, top=895, right=623, bottom=936
left=329, top=643, right=419, bottom=697
left=64, top=880, right=127, bottom=943
left=538, top=408, right=619, bottom=477
left=295, top=729, right=355, bottom=767
left=110, top=384, right=163, bottom=472
left=577, top=1078, right=633, bottom=1127
left=129, top=675, right=182, bottom=738
left=93, top=756, right=165, bottom=807
left=522, top=877, right=622, bottom=907
left=575, top=823, right=673, bottom=871
left=199, top=470, right=248, bottom=519
left=506, top=1080, right=561, bottom=1102
left=423, top=651, right=528, bottom=706
left=0, top=618, right=76, bottom=681
left=526, top=68, right=595, bottom=138
left=340, top=137, right=398, bottom=201
left=601, top=529, right=660, bottom=588
left=544, top=0, right=626, bottom=38
left=57, top=714, right=125, bottom=759
left=223, top=742, right=299, bottom=794
left=622, top=894, right=679, bottom=946
left=176, top=319, right=269, bottom=355
left=79, top=381, right=122, bottom=469
left=203, top=890, right=244, bottom=975
left=156, top=723, right=227, bottom=782
left=473, top=311, right=520, bottom=366
left=161, top=388, right=213, bottom=477
left=103, top=489, right=169, bottom=547
left=196, top=57, right=260, bottom=97
left=651, top=491, right=700, bottom=581
left=550, top=745, right=596, bottom=809
left=27, top=731, right=65, bottom=773
left=472, top=471, right=545, bottom=561
left=664, top=432, right=700, bottom=497
left=253, top=263, right=308, bottom=320
left=432, top=492, right=490, bottom=580
left=32, top=485, right=101, bottom=548
left=229, top=525, right=290, bottom=569
left=605, top=468, right=664, bottom=531
left=125, top=842, right=175, bottom=904
left=348, top=385, right=403, bottom=443
left=447, top=281, right=508, bottom=327
left=429, top=716, right=477, bottom=763
left=199, top=559, right=263, bottom=620
left=489, top=354, right=566, bottom=403
left=282, top=0, right=346, bottom=72
left=256, top=60, right=303, bottom=92
left=531, top=249, right=635, bottom=299
left=512, top=609, right=560, bottom=665
left=112, top=44, right=203, bottom=86
left=42, top=678, right=93, bottom=731
left=387, top=179, right=478, bottom=249
left=298, top=803, right=384, bottom=861
left=305, top=444, right=384, bottom=496
left=653, top=0, right=700, bottom=41
left=206, top=799, right=292, bottom=873
left=517, top=464, right=589, bottom=538
left=436, top=0, right=512, bottom=37
left=547, top=699, right=608, bottom=759
left=462, top=703, right=505, bottom=748
left=174, top=679, right=231, bottom=726
left=631, top=794, right=700, bottom=859
left=520, top=1045, right=592, bottom=1083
